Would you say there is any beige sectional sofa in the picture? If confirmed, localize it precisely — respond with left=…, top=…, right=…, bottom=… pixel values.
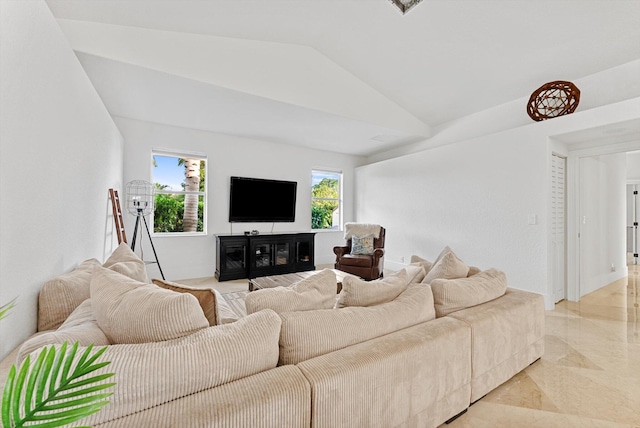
left=1, top=244, right=545, bottom=427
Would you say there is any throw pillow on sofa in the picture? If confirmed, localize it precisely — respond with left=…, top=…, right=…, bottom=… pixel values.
left=151, top=278, right=239, bottom=326
left=37, top=258, right=101, bottom=331
left=467, top=265, right=482, bottom=277
left=18, top=298, right=110, bottom=363
left=245, top=269, right=337, bottom=315
left=151, top=278, right=234, bottom=326
left=91, top=267, right=209, bottom=344
left=278, top=284, right=436, bottom=365
left=405, top=263, right=427, bottom=283
left=421, top=246, right=469, bottom=284
left=430, top=268, right=508, bottom=317
left=37, top=244, right=150, bottom=332
left=102, top=242, right=149, bottom=283
left=336, top=269, right=409, bottom=308
left=410, top=255, right=433, bottom=279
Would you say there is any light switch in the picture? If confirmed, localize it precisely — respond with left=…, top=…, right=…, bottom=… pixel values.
left=528, top=214, right=537, bottom=225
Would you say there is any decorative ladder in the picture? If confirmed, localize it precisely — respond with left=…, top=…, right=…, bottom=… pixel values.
left=109, top=188, right=127, bottom=244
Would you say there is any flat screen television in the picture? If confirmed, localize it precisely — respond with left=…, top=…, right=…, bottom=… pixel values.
left=229, top=176, right=297, bottom=222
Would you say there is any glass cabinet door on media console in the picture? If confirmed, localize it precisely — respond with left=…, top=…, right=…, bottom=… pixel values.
left=250, top=237, right=294, bottom=277
left=215, top=236, right=247, bottom=281
left=294, top=235, right=314, bottom=271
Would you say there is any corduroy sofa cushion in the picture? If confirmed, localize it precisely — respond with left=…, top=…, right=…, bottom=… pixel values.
left=102, top=242, right=149, bottom=283
left=422, top=246, right=469, bottom=284
left=37, top=244, right=148, bottom=332
left=410, top=255, right=433, bottom=277
left=430, top=268, right=507, bottom=317
left=18, top=299, right=110, bottom=362
left=336, top=269, right=409, bottom=308
left=37, top=258, right=101, bottom=331
left=245, top=269, right=337, bottom=315
left=278, top=284, right=436, bottom=365
left=32, top=310, right=284, bottom=426
left=91, top=267, right=209, bottom=344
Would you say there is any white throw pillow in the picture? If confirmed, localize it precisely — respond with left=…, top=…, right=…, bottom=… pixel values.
left=336, top=269, right=409, bottom=308
left=244, top=269, right=337, bottom=314
left=91, top=267, right=208, bottom=344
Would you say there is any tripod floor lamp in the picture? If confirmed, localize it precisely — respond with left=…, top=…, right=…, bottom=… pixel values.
left=125, top=180, right=165, bottom=280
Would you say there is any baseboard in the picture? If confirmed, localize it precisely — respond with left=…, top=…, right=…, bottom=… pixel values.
left=384, top=260, right=407, bottom=272
left=314, top=255, right=335, bottom=266
left=445, top=409, right=467, bottom=424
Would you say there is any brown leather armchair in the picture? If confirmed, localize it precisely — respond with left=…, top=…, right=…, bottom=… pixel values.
left=333, top=226, right=385, bottom=280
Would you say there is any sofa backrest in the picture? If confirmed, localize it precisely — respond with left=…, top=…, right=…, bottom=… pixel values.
left=278, top=284, right=435, bottom=365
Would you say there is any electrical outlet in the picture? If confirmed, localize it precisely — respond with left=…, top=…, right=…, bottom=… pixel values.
left=400, top=256, right=405, bottom=264
left=611, top=264, right=616, bottom=272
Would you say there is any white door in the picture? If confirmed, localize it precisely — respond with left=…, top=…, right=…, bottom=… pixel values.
left=551, top=154, right=567, bottom=302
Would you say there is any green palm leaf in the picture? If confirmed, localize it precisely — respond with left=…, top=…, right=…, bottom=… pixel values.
left=1, top=342, right=115, bottom=428
left=0, top=298, right=16, bottom=321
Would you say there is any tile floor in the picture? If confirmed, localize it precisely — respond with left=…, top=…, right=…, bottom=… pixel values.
left=181, top=266, right=640, bottom=427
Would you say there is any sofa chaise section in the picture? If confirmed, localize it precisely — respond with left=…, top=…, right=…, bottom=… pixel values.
left=297, top=317, right=472, bottom=428
left=447, top=287, right=545, bottom=402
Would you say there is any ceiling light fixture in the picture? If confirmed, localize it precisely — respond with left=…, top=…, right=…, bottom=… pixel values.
left=389, top=0, right=423, bottom=14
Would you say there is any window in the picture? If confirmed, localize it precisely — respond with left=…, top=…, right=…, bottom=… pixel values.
left=311, top=170, right=341, bottom=230
left=152, top=150, right=206, bottom=234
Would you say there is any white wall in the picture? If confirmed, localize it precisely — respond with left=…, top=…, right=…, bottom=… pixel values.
left=356, top=98, right=640, bottom=309
left=0, top=1, right=124, bottom=360
left=627, top=151, right=640, bottom=181
left=114, top=117, right=363, bottom=281
left=356, top=123, right=549, bottom=301
left=578, top=154, right=627, bottom=296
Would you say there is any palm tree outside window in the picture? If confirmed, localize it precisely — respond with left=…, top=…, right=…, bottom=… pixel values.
left=152, top=150, right=207, bottom=234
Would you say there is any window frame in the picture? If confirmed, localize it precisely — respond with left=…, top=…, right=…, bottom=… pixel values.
left=151, top=149, right=208, bottom=237
left=311, top=169, right=343, bottom=232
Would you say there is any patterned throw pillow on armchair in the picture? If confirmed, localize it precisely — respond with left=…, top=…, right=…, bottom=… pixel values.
left=351, top=235, right=375, bottom=255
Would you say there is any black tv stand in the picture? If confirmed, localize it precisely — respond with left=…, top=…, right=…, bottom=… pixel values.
left=215, top=232, right=315, bottom=281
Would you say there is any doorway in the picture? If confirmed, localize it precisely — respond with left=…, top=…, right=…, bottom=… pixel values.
left=566, top=141, right=640, bottom=302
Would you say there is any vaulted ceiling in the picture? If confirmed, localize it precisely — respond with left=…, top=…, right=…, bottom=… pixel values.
left=46, top=0, right=640, bottom=156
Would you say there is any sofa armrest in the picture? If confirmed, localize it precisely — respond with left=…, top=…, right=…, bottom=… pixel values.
left=95, top=365, right=311, bottom=428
